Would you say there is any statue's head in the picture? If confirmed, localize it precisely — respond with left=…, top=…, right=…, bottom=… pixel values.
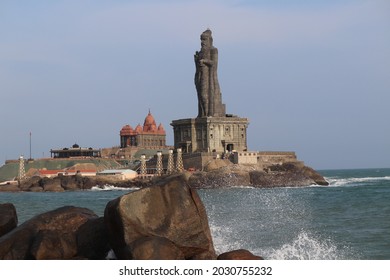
left=200, top=29, right=213, bottom=48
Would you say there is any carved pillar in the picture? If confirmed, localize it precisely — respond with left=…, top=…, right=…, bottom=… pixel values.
left=18, top=155, right=26, bottom=182
left=156, top=151, right=163, bottom=176
left=140, top=154, right=146, bottom=179
left=167, top=149, right=174, bottom=175
left=176, top=148, right=184, bottom=172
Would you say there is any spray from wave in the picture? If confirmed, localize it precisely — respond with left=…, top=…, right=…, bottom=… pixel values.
left=262, top=231, right=357, bottom=260
left=326, top=176, right=390, bottom=187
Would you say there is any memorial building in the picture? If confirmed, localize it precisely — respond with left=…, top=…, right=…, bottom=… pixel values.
left=120, top=111, right=166, bottom=149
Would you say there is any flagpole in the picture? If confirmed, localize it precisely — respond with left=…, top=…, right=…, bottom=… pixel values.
left=29, top=132, right=32, bottom=160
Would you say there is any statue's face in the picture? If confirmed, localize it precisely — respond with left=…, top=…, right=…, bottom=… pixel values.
left=201, top=34, right=211, bottom=48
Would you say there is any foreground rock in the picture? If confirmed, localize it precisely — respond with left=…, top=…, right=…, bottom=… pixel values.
left=0, top=178, right=263, bottom=259
left=104, top=174, right=216, bottom=260
left=0, top=203, right=18, bottom=238
left=0, top=206, right=108, bottom=259
left=218, top=249, right=264, bottom=260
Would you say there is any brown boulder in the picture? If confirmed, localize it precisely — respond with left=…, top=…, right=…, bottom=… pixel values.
left=217, top=249, right=264, bottom=260
left=0, top=206, right=98, bottom=259
left=30, top=230, right=77, bottom=260
left=104, top=174, right=216, bottom=260
left=129, top=237, right=185, bottom=260
left=76, top=217, right=110, bottom=260
left=0, top=203, right=18, bottom=237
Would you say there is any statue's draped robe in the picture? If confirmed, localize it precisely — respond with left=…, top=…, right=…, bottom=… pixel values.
left=195, top=46, right=224, bottom=117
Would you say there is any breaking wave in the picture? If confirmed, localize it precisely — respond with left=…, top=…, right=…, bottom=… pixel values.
left=90, top=185, right=139, bottom=191
left=326, top=176, right=390, bottom=187
left=263, top=231, right=356, bottom=260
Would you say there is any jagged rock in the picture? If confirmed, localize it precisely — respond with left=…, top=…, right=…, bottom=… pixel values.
left=301, top=165, right=329, bottom=186
left=0, top=203, right=18, bottom=238
left=104, top=174, right=216, bottom=260
left=0, top=206, right=98, bottom=259
left=217, top=249, right=264, bottom=260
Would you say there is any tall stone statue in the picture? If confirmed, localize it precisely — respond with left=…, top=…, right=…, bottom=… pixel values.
left=194, top=29, right=226, bottom=117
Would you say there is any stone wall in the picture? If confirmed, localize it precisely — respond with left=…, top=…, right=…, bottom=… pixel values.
left=182, top=151, right=299, bottom=171
left=233, top=151, right=299, bottom=167
left=182, top=153, right=219, bottom=171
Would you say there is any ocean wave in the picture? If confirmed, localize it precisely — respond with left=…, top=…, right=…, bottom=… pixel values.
left=90, top=185, right=140, bottom=191
left=326, top=176, right=390, bottom=187
left=264, top=231, right=353, bottom=260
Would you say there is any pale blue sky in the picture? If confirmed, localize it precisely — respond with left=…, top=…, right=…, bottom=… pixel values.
left=1, top=0, right=389, bottom=169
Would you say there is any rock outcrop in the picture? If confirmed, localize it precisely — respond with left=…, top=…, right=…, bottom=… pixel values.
left=104, top=174, right=216, bottom=260
left=188, top=162, right=328, bottom=188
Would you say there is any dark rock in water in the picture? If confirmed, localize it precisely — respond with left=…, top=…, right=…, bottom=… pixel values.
left=129, top=236, right=185, bottom=260
left=300, top=165, right=329, bottom=186
left=104, top=174, right=216, bottom=260
left=187, top=162, right=328, bottom=188
left=250, top=162, right=328, bottom=187
left=217, top=249, right=264, bottom=260
left=0, top=206, right=98, bottom=259
left=0, top=203, right=18, bottom=238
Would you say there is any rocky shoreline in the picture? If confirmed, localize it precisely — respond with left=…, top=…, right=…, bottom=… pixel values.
left=0, top=163, right=328, bottom=260
left=0, top=161, right=328, bottom=192
left=0, top=175, right=262, bottom=260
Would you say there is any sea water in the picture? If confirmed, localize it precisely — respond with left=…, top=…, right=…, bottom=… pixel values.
left=1, top=168, right=389, bottom=260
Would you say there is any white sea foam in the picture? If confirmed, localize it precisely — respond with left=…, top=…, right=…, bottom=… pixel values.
left=209, top=224, right=244, bottom=255
left=326, top=176, right=390, bottom=187
left=264, top=232, right=344, bottom=260
left=90, top=185, right=139, bottom=191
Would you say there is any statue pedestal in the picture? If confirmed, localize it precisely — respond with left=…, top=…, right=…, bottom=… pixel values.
left=171, top=116, right=249, bottom=154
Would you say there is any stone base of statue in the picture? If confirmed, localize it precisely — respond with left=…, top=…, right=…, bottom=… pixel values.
left=171, top=115, right=249, bottom=154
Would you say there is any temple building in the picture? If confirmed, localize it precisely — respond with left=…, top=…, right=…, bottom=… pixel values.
left=120, top=111, right=166, bottom=149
